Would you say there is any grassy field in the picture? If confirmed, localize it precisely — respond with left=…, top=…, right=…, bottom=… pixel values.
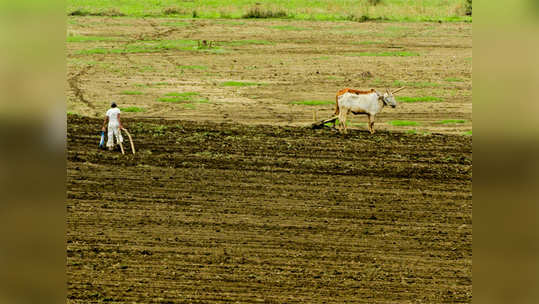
left=67, top=0, right=472, bottom=22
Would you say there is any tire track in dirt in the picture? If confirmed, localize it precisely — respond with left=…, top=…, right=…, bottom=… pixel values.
left=67, top=60, right=101, bottom=110
left=67, top=67, right=91, bottom=107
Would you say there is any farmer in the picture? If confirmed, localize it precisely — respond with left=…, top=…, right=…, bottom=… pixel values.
left=102, top=102, right=124, bottom=150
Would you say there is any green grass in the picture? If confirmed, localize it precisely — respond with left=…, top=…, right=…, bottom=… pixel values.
left=399, top=96, right=442, bottom=103
left=291, top=100, right=333, bottom=106
left=350, top=51, right=419, bottom=57
left=393, top=80, right=441, bottom=88
left=67, top=35, right=124, bottom=42
left=388, top=120, right=420, bottom=126
left=178, top=65, right=207, bottom=70
left=135, top=82, right=171, bottom=88
left=120, top=91, right=143, bottom=95
left=406, top=129, right=418, bottom=134
left=158, top=92, right=209, bottom=104
left=165, top=92, right=199, bottom=97
left=323, top=118, right=351, bottom=128
left=445, top=77, right=465, bottom=82
left=224, top=40, right=273, bottom=46
left=121, top=106, right=145, bottom=112
left=271, top=25, right=309, bottom=31
left=463, top=130, right=472, bottom=136
left=67, top=0, right=471, bottom=22
left=221, top=81, right=262, bottom=87
left=436, top=119, right=467, bottom=124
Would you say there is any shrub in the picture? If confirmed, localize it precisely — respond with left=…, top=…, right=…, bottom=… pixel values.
left=243, top=6, right=287, bottom=19
left=68, top=9, right=89, bottom=16
left=465, top=0, right=472, bottom=16
left=68, top=9, right=125, bottom=17
left=99, top=9, right=125, bottom=16
left=346, top=13, right=387, bottom=22
left=162, top=7, right=185, bottom=15
left=367, top=0, right=383, bottom=6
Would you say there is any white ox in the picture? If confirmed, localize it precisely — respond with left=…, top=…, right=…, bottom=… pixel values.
left=336, top=87, right=404, bottom=134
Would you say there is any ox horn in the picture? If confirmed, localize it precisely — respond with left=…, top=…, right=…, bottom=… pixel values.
left=392, top=86, right=406, bottom=94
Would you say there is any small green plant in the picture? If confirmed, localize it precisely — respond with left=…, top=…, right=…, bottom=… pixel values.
left=120, top=91, right=143, bottom=95
left=158, top=92, right=209, bottom=104
left=135, top=82, right=170, bottom=88
left=192, top=10, right=198, bottom=18
left=463, top=130, right=472, bottom=136
left=393, top=80, right=440, bottom=88
left=406, top=129, right=418, bottom=134
left=165, top=92, right=198, bottom=97
left=388, top=120, right=420, bottom=126
left=445, top=77, right=465, bottom=82
left=221, top=81, right=262, bottom=87
left=121, top=106, right=145, bottom=112
left=149, top=125, right=168, bottom=136
left=291, top=100, right=333, bottom=106
left=177, top=65, right=207, bottom=70
left=399, top=96, right=442, bottom=103
left=324, top=118, right=351, bottom=127
left=436, top=119, right=467, bottom=124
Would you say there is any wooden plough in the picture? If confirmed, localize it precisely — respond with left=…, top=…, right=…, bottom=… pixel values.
left=120, top=128, right=136, bottom=155
left=311, top=115, right=338, bottom=130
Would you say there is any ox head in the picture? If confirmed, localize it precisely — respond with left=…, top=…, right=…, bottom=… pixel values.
left=381, top=87, right=405, bottom=108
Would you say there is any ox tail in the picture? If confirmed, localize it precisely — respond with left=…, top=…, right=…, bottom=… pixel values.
left=334, top=94, right=340, bottom=115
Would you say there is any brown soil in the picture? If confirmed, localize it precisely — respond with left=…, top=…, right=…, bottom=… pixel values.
left=67, top=115, right=472, bottom=303
left=67, top=17, right=472, bottom=135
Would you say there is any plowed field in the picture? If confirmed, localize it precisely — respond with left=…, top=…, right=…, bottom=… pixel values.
left=67, top=115, right=472, bottom=303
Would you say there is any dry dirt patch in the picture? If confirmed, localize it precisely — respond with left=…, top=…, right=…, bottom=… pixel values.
left=67, top=17, right=471, bottom=134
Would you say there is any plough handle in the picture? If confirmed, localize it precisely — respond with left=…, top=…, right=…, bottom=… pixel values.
left=121, top=128, right=136, bottom=155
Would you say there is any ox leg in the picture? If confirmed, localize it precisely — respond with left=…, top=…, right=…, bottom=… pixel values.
left=338, top=110, right=345, bottom=133
left=368, top=115, right=375, bottom=134
left=342, top=110, right=349, bottom=134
